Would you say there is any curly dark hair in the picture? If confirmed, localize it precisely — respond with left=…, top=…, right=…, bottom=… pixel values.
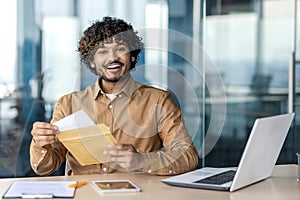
left=78, top=16, right=144, bottom=74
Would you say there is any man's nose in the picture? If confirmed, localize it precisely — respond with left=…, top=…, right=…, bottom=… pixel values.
left=107, top=50, right=118, bottom=62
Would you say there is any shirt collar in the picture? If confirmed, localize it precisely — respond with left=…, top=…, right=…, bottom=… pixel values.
left=93, top=75, right=141, bottom=100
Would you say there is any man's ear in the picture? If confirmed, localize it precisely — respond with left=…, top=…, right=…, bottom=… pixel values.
left=90, top=62, right=95, bottom=68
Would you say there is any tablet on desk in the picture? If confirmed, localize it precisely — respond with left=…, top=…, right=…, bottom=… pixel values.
left=92, top=180, right=141, bottom=193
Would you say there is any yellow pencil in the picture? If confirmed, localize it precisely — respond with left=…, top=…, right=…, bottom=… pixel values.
left=68, top=181, right=88, bottom=188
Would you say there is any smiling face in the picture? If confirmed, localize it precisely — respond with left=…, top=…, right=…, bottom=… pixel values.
left=91, top=39, right=134, bottom=83
left=78, top=17, right=144, bottom=80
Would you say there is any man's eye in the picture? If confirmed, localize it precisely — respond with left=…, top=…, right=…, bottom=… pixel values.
left=117, top=47, right=126, bottom=52
left=98, top=50, right=107, bottom=55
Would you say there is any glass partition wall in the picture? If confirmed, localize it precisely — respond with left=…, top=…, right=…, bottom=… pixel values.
left=203, top=0, right=300, bottom=166
left=0, top=0, right=299, bottom=177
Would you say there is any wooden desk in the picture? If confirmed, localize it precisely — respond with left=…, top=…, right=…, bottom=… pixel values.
left=0, top=165, right=299, bottom=200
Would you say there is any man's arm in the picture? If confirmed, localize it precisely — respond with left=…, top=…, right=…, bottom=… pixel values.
left=140, top=91, right=199, bottom=175
left=30, top=140, right=67, bottom=175
left=30, top=98, right=68, bottom=176
left=103, top=91, right=199, bottom=175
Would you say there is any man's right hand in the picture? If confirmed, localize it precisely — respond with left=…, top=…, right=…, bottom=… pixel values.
left=31, top=122, right=59, bottom=147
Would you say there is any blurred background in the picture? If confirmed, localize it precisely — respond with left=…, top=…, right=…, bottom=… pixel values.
left=0, top=0, right=300, bottom=177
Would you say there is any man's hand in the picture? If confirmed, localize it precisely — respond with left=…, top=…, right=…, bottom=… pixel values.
left=103, top=144, right=145, bottom=172
left=31, top=122, right=59, bottom=147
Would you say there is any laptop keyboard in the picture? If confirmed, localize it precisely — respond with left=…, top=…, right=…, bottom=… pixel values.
left=194, top=170, right=236, bottom=185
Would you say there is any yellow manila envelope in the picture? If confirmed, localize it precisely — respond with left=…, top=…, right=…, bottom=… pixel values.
left=57, top=124, right=117, bottom=166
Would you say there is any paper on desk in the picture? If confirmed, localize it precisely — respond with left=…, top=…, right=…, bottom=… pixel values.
left=3, top=181, right=76, bottom=198
left=54, top=110, right=117, bottom=166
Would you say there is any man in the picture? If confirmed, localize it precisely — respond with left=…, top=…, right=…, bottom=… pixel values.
left=30, top=16, right=199, bottom=176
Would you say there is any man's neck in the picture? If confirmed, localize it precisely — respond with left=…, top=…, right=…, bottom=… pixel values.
left=100, top=75, right=130, bottom=94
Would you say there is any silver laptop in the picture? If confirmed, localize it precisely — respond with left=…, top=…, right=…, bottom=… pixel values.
left=162, top=113, right=294, bottom=192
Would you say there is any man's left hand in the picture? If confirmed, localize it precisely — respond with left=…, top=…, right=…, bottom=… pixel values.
left=103, top=144, right=145, bottom=172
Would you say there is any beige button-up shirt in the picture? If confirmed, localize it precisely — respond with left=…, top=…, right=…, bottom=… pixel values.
left=30, top=76, right=199, bottom=175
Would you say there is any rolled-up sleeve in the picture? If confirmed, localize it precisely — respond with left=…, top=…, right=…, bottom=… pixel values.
left=30, top=141, right=67, bottom=175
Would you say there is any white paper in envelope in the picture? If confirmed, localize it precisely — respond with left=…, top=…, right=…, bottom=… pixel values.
left=54, top=109, right=95, bottom=131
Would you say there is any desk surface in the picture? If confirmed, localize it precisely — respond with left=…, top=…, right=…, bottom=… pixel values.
left=0, top=165, right=299, bottom=200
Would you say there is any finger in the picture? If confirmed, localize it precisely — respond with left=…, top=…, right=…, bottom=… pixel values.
left=33, top=122, right=58, bottom=131
left=32, top=128, right=57, bottom=136
left=33, top=134, right=57, bottom=147
left=36, top=134, right=57, bottom=142
left=32, top=125, right=59, bottom=138
left=103, top=149, right=130, bottom=157
left=109, top=156, right=131, bottom=164
left=112, top=144, right=135, bottom=152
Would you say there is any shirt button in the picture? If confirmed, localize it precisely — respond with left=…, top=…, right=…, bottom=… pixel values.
left=40, top=149, right=46, bottom=154
left=102, top=167, right=107, bottom=172
left=147, top=170, right=152, bottom=174
left=119, top=94, right=122, bottom=98
left=169, top=170, right=173, bottom=174
left=109, top=105, right=112, bottom=109
left=33, top=163, right=37, bottom=167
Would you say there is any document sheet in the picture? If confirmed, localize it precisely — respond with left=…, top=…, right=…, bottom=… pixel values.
left=53, top=109, right=95, bottom=131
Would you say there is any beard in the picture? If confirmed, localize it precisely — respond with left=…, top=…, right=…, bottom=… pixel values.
left=101, top=75, right=120, bottom=82
left=97, top=68, right=131, bottom=83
